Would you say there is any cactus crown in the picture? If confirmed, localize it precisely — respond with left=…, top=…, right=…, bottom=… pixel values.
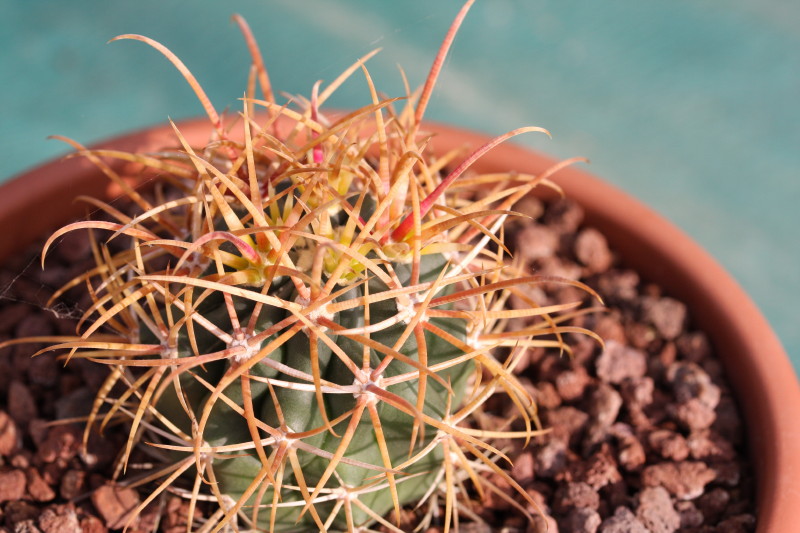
left=11, top=1, right=600, bottom=531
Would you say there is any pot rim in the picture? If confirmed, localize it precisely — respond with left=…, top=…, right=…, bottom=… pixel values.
left=2, top=116, right=797, bottom=531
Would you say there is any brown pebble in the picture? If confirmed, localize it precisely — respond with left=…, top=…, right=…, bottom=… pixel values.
left=91, top=483, right=141, bottom=530
left=0, top=468, right=27, bottom=502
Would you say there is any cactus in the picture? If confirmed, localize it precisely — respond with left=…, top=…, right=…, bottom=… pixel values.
left=7, top=1, right=600, bottom=531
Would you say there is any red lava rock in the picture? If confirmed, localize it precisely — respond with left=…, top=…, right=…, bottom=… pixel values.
left=620, top=376, right=654, bottom=408
left=616, top=434, right=646, bottom=472
left=78, top=515, right=108, bottom=533
left=7, top=381, right=38, bottom=424
left=4, top=501, right=40, bottom=527
left=538, top=256, right=584, bottom=281
left=573, top=444, right=622, bottom=490
left=593, top=314, right=627, bottom=344
left=59, top=469, right=87, bottom=500
left=533, top=381, right=562, bottom=409
left=595, top=269, right=640, bottom=305
left=552, top=481, right=600, bottom=513
left=0, top=304, right=29, bottom=335
left=710, top=460, right=743, bottom=487
left=26, top=467, right=56, bottom=502
left=27, top=353, right=59, bottom=388
left=589, top=383, right=623, bottom=427
left=574, top=227, right=613, bottom=274
left=0, top=410, right=19, bottom=456
left=712, top=396, right=744, bottom=444
left=482, top=472, right=513, bottom=511
left=675, top=332, right=712, bottom=363
left=535, top=440, right=569, bottom=479
left=36, top=424, right=82, bottom=464
left=686, top=430, right=736, bottom=461
left=90, top=483, right=141, bottom=530
left=511, top=451, right=536, bottom=487
left=641, top=461, right=716, bottom=500
left=37, top=505, right=81, bottom=533
left=0, top=468, right=27, bottom=503
left=675, top=500, right=704, bottom=528
left=528, top=513, right=559, bottom=533
left=717, top=514, right=756, bottom=533
left=599, top=506, right=648, bottom=533
left=9, top=520, right=40, bottom=532
left=545, top=406, right=589, bottom=446
left=641, top=296, right=686, bottom=340
left=595, top=340, right=647, bottom=384
left=671, top=398, right=717, bottom=431
left=515, top=224, right=560, bottom=262
left=543, top=199, right=584, bottom=235
left=54, top=229, right=93, bottom=264
left=15, top=314, right=55, bottom=339
left=625, top=322, right=657, bottom=350
left=10, top=451, right=32, bottom=469
left=648, top=429, right=690, bottom=461
left=558, top=506, right=601, bottom=533
left=695, top=487, right=731, bottom=524
left=667, top=362, right=720, bottom=408
left=554, top=366, right=591, bottom=402
left=636, top=486, right=681, bottom=533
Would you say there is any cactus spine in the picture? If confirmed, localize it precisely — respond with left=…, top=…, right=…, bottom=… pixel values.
left=13, top=2, right=598, bottom=531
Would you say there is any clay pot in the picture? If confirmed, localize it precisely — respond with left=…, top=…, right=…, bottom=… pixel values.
left=2, top=118, right=797, bottom=531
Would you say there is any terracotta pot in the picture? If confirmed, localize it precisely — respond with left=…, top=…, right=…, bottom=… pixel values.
left=2, top=118, right=797, bottom=531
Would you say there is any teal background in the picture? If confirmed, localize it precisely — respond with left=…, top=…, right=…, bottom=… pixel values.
left=1, top=0, right=798, bottom=373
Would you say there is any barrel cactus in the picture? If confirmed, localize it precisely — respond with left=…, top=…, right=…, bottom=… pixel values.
left=12, top=1, right=599, bottom=531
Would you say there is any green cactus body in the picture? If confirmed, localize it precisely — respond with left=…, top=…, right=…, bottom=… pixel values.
left=159, top=253, right=469, bottom=530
